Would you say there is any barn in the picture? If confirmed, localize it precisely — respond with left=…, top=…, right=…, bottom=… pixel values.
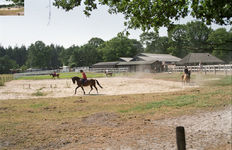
left=176, top=53, right=225, bottom=66
left=91, top=53, right=181, bottom=73
left=91, top=61, right=119, bottom=68
left=117, top=53, right=181, bottom=73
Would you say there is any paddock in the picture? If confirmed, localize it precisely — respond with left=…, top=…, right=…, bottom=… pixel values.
left=0, top=76, right=197, bottom=100
left=0, top=74, right=231, bottom=150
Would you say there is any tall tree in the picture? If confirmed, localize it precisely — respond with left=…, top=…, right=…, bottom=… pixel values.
left=26, top=41, right=51, bottom=68
left=0, top=45, right=6, bottom=57
left=207, top=28, right=232, bottom=63
left=5, top=0, right=24, bottom=5
left=48, top=44, right=63, bottom=69
left=168, top=24, right=188, bottom=58
left=0, top=55, right=19, bottom=74
left=98, top=36, right=143, bottom=62
left=186, top=21, right=213, bottom=52
left=53, top=0, right=232, bottom=33
left=88, top=37, right=104, bottom=47
left=140, top=32, right=169, bottom=53
left=79, top=44, right=99, bottom=66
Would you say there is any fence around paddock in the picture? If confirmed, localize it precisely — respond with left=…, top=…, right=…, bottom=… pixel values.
left=170, top=64, right=232, bottom=75
left=13, top=68, right=129, bottom=79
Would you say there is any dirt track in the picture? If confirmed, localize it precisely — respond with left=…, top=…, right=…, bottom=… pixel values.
left=0, top=77, right=194, bottom=100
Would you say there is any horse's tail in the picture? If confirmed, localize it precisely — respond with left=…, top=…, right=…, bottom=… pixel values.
left=95, top=80, right=103, bottom=88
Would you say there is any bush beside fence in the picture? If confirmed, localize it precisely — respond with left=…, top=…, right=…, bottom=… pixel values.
left=0, top=74, right=14, bottom=85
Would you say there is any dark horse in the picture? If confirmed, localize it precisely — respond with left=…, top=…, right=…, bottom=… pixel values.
left=50, top=73, right=59, bottom=78
left=71, top=76, right=103, bottom=95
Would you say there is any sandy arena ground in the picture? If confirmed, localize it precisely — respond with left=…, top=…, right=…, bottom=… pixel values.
left=0, top=77, right=194, bottom=100
left=0, top=77, right=231, bottom=149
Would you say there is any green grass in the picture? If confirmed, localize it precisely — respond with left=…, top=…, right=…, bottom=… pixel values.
left=30, top=102, right=48, bottom=108
left=119, top=95, right=199, bottom=113
left=207, top=75, right=232, bottom=86
left=32, top=91, right=46, bottom=96
left=16, top=72, right=109, bottom=80
left=0, top=80, right=4, bottom=86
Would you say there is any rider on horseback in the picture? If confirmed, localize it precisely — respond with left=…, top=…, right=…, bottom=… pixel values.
left=80, top=70, right=87, bottom=87
left=184, top=66, right=191, bottom=78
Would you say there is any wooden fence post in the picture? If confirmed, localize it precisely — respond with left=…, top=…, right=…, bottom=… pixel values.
left=176, top=126, right=186, bottom=150
left=214, top=65, right=216, bottom=75
left=230, top=64, right=232, bottom=75
left=225, top=65, right=227, bottom=75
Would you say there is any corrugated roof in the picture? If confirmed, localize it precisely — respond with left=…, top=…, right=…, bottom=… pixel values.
left=132, top=53, right=181, bottom=62
left=119, top=57, right=132, bottom=62
left=176, top=53, right=225, bottom=65
left=92, top=61, right=119, bottom=66
left=117, top=60, right=157, bottom=66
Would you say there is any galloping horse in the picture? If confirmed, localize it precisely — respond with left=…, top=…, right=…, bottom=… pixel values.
left=105, top=71, right=113, bottom=77
left=181, top=71, right=191, bottom=85
left=71, top=76, right=103, bottom=95
left=50, top=73, right=59, bottom=78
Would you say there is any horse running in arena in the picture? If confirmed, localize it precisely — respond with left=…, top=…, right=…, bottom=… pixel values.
left=71, top=76, right=103, bottom=95
left=181, top=71, right=191, bottom=85
left=105, top=71, right=113, bottom=77
left=50, top=73, right=59, bottom=78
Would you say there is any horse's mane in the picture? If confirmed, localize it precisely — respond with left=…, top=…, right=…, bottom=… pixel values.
left=72, top=76, right=80, bottom=80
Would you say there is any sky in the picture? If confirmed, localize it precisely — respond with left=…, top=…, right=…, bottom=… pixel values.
left=0, top=0, right=231, bottom=49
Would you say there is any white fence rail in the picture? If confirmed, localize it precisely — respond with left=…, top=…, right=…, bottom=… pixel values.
left=14, top=70, right=56, bottom=79
left=170, top=64, right=232, bottom=75
left=14, top=68, right=129, bottom=79
left=89, top=68, right=128, bottom=73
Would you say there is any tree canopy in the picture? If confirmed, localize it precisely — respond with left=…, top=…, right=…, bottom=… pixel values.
left=53, top=0, right=232, bottom=32
left=5, top=0, right=24, bottom=5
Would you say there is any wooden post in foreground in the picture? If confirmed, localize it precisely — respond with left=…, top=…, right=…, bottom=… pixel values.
left=176, top=126, right=186, bottom=150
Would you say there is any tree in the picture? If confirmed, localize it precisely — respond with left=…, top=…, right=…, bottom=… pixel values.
left=207, top=28, right=232, bottom=63
left=185, top=21, right=213, bottom=52
left=5, top=0, right=24, bottom=5
left=0, top=45, right=6, bottom=57
left=168, top=24, right=188, bottom=58
left=53, top=0, right=232, bottom=33
left=140, top=32, right=169, bottom=53
left=48, top=44, right=63, bottom=69
left=26, top=41, right=52, bottom=68
left=88, top=37, right=104, bottom=47
left=79, top=44, right=99, bottom=66
left=98, top=36, right=143, bottom=62
left=0, top=55, right=19, bottom=74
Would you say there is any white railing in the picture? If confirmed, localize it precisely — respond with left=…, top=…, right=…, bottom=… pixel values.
left=14, top=67, right=129, bottom=79
left=170, top=64, right=232, bottom=75
left=89, top=68, right=128, bottom=73
left=14, top=70, right=57, bottom=79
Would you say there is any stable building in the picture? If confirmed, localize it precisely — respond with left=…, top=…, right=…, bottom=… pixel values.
left=91, top=61, right=119, bottom=68
left=117, top=53, right=181, bottom=73
left=176, top=53, right=225, bottom=66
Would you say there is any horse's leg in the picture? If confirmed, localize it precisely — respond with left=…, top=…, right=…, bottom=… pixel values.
left=74, top=86, right=79, bottom=94
left=81, top=86, right=85, bottom=95
left=181, top=75, right=184, bottom=86
left=88, top=85, right=93, bottom=94
left=93, top=85, right=98, bottom=94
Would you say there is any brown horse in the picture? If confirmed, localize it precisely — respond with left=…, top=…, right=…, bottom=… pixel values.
left=71, top=76, right=103, bottom=95
left=50, top=73, right=59, bottom=78
left=181, top=71, right=191, bottom=85
left=105, top=71, right=112, bottom=76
